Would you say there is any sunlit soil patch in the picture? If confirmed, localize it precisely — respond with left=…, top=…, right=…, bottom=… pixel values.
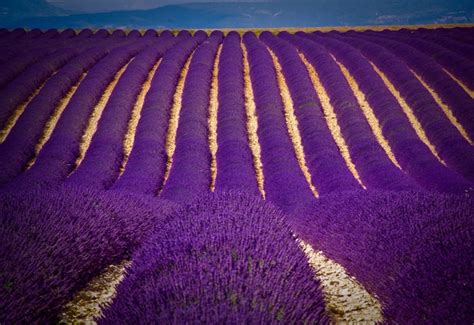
left=119, top=59, right=162, bottom=176
left=370, top=62, right=446, bottom=165
left=161, top=51, right=194, bottom=192
left=0, top=76, right=52, bottom=143
left=299, top=240, right=383, bottom=323
left=208, top=45, right=222, bottom=192
left=300, top=53, right=366, bottom=189
left=333, top=55, right=402, bottom=169
left=412, top=69, right=473, bottom=145
left=72, top=61, right=132, bottom=173
left=269, top=48, right=319, bottom=198
left=26, top=73, right=87, bottom=169
left=443, top=68, right=474, bottom=99
left=59, top=261, right=130, bottom=323
left=242, top=43, right=266, bottom=198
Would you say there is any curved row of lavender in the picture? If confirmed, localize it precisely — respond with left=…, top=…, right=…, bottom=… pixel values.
left=329, top=32, right=474, bottom=182
left=279, top=32, right=418, bottom=191
left=0, top=27, right=473, bottom=323
left=101, top=192, right=329, bottom=323
left=160, top=31, right=224, bottom=202
left=214, top=32, right=260, bottom=194
left=243, top=32, right=317, bottom=214
left=300, top=32, right=471, bottom=193
left=260, top=31, right=362, bottom=194
left=111, top=32, right=206, bottom=194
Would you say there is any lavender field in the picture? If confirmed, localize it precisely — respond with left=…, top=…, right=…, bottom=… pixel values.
left=0, top=26, right=473, bottom=323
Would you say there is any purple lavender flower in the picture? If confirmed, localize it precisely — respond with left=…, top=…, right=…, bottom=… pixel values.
left=100, top=192, right=329, bottom=324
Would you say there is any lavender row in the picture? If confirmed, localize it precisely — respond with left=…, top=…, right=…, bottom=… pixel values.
left=0, top=48, right=55, bottom=89
left=435, top=27, right=474, bottom=42
left=305, top=32, right=471, bottom=193
left=293, top=190, right=473, bottom=324
left=401, top=28, right=474, bottom=62
left=261, top=32, right=362, bottom=194
left=0, top=28, right=59, bottom=41
left=409, top=27, right=474, bottom=43
left=66, top=37, right=177, bottom=190
left=5, top=41, right=150, bottom=190
left=242, top=32, right=315, bottom=214
left=0, top=31, right=133, bottom=110
left=0, top=28, right=66, bottom=43
left=0, top=29, right=107, bottom=88
left=332, top=33, right=474, bottom=183
left=404, top=28, right=474, bottom=52
left=354, top=32, right=474, bottom=139
left=0, top=31, right=89, bottom=85
left=0, top=186, right=176, bottom=323
left=0, top=28, right=26, bottom=40
left=281, top=32, right=417, bottom=191
left=112, top=33, right=205, bottom=194
left=214, top=32, right=260, bottom=194
left=0, top=32, right=95, bottom=81
left=0, top=48, right=79, bottom=131
left=0, top=28, right=135, bottom=41
left=369, top=30, right=474, bottom=90
left=0, top=29, right=151, bottom=87
left=160, top=31, right=224, bottom=203
left=0, top=48, right=109, bottom=186
left=0, top=27, right=153, bottom=47
left=21, top=28, right=48, bottom=39
left=101, top=192, right=329, bottom=324
left=0, top=35, right=158, bottom=187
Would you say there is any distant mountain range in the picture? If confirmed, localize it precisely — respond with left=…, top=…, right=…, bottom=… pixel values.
left=2, top=0, right=473, bottom=29
left=0, top=0, right=67, bottom=21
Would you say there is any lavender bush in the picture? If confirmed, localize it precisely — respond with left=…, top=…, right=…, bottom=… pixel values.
left=67, top=38, right=177, bottom=190
left=332, top=32, right=474, bottom=182
left=100, top=192, right=329, bottom=324
left=261, top=31, right=363, bottom=194
left=0, top=185, right=176, bottom=323
left=160, top=31, right=224, bottom=202
left=243, top=32, right=316, bottom=214
left=7, top=41, right=149, bottom=190
left=112, top=33, right=205, bottom=194
left=291, top=190, right=474, bottom=324
left=371, top=30, right=474, bottom=90
left=354, top=31, right=474, bottom=140
left=303, top=32, right=471, bottom=193
left=280, top=32, right=418, bottom=191
left=214, top=32, right=260, bottom=194
left=0, top=47, right=108, bottom=185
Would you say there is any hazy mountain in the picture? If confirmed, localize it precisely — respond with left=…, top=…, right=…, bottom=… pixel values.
left=0, top=0, right=67, bottom=22
left=3, top=1, right=473, bottom=29
left=45, top=0, right=275, bottom=14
